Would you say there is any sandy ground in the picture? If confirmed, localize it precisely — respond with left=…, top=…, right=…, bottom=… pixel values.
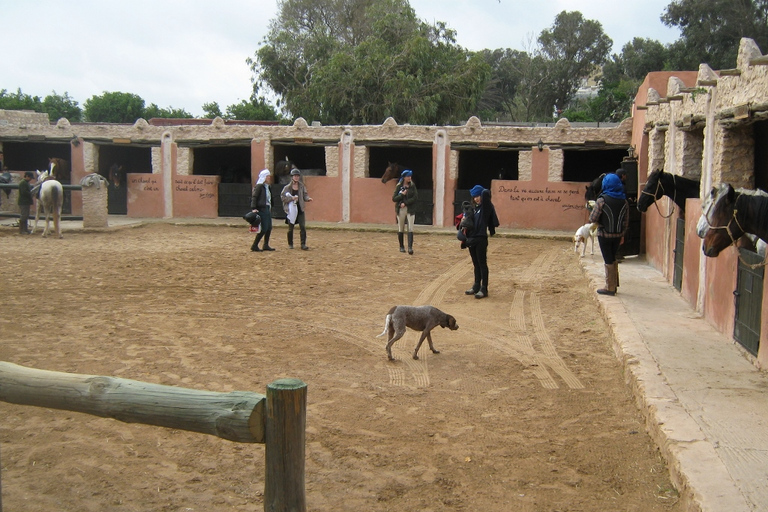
left=0, top=223, right=680, bottom=512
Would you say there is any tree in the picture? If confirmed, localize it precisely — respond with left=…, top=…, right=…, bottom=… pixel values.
left=202, top=102, right=223, bottom=119
left=225, top=96, right=281, bottom=121
left=42, top=91, right=82, bottom=122
left=83, top=92, right=145, bottom=123
left=662, top=0, right=768, bottom=70
left=538, top=11, right=612, bottom=113
left=143, top=104, right=193, bottom=119
left=572, top=37, right=671, bottom=122
left=251, top=0, right=490, bottom=124
left=0, top=88, right=43, bottom=112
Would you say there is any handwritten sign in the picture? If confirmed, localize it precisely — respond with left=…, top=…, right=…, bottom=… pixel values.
left=173, top=176, right=217, bottom=200
left=496, top=183, right=586, bottom=211
left=129, top=174, right=161, bottom=192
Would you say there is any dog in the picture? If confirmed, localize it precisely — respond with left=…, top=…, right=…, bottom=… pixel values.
left=574, top=222, right=598, bottom=256
left=376, top=305, right=458, bottom=361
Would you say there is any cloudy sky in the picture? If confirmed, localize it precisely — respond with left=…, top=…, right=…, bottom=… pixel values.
left=1, top=0, right=680, bottom=117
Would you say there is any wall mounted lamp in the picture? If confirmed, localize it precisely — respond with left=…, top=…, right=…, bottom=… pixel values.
left=537, top=139, right=544, bottom=151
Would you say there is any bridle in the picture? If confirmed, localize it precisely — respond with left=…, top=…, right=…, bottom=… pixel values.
left=701, top=192, right=768, bottom=268
left=640, top=173, right=676, bottom=218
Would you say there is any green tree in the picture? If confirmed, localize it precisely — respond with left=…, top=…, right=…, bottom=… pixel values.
left=225, top=96, right=281, bottom=121
left=572, top=37, right=671, bottom=122
left=662, top=0, right=768, bottom=70
left=0, top=88, right=43, bottom=112
left=42, top=91, right=82, bottom=122
left=478, top=44, right=553, bottom=122
left=538, top=11, right=612, bottom=113
left=251, top=0, right=490, bottom=124
left=143, top=104, right=193, bottom=119
left=202, top=101, right=223, bottom=119
left=83, top=91, right=146, bottom=123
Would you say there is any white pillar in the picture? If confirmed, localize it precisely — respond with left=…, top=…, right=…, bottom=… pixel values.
left=341, top=129, right=352, bottom=223
left=162, top=131, right=173, bottom=219
left=434, top=130, right=447, bottom=227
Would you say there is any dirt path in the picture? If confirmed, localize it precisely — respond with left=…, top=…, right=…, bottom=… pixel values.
left=0, top=224, right=680, bottom=511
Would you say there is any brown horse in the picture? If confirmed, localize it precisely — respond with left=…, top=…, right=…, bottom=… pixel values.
left=49, top=157, right=71, bottom=183
left=697, top=183, right=768, bottom=257
left=382, top=162, right=407, bottom=184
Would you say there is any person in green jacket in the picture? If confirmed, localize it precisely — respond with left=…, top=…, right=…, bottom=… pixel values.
left=392, top=169, right=418, bottom=254
left=18, top=171, right=35, bottom=234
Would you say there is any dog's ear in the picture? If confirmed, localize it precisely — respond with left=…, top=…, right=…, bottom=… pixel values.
left=447, top=315, right=458, bottom=330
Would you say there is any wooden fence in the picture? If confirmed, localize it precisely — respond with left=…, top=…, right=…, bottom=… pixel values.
left=0, top=361, right=306, bottom=512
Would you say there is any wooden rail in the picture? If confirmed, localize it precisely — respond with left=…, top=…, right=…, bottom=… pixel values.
left=0, top=361, right=306, bottom=512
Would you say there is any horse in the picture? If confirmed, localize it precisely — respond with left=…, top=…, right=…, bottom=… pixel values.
left=274, top=159, right=297, bottom=184
left=30, top=169, right=64, bottom=238
left=48, top=157, right=71, bottom=183
left=637, top=169, right=701, bottom=216
left=382, top=162, right=406, bottom=184
left=697, top=183, right=768, bottom=257
left=584, top=173, right=606, bottom=205
left=108, top=164, right=125, bottom=188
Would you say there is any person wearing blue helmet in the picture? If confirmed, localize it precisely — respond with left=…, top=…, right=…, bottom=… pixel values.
left=463, top=185, right=499, bottom=299
left=392, top=169, right=418, bottom=254
left=589, top=172, right=629, bottom=296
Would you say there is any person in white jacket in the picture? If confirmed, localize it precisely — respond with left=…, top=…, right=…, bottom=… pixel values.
left=281, top=168, right=313, bottom=250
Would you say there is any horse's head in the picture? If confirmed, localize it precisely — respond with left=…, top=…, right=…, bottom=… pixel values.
left=584, top=173, right=604, bottom=203
left=637, top=169, right=664, bottom=212
left=697, top=183, right=741, bottom=257
left=36, top=169, right=52, bottom=181
left=382, top=162, right=402, bottom=184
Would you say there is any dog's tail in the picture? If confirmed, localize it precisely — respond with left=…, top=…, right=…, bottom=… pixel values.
left=376, top=314, right=392, bottom=338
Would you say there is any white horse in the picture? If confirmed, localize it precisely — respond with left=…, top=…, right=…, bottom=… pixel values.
left=30, top=169, right=64, bottom=238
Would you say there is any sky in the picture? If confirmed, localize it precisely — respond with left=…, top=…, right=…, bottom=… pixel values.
left=1, top=0, right=680, bottom=118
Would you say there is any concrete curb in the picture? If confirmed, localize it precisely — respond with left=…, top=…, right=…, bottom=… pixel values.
left=579, top=257, right=752, bottom=512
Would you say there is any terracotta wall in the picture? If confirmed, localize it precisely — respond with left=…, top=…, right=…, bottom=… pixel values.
left=172, top=174, right=219, bottom=218
left=127, top=174, right=165, bottom=218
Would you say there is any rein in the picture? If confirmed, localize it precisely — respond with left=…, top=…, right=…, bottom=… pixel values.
left=702, top=194, right=768, bottom=268
left=641, top=173, right=676, bottom=218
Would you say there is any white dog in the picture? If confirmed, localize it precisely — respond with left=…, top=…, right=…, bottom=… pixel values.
left=573, top=223, right=598, bottom=256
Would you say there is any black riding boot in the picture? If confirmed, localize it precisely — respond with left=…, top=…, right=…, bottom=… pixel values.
left=287, top=230, right=294, bottom=249
left=251, top=232, right=264, bottom=252
left=407, top=232, right=414, bottom=255
left=300, top=231, right=308, bottom=250
left=398, top=232, right=405, bottom=252
left=262, top=231, right=275, bottom=251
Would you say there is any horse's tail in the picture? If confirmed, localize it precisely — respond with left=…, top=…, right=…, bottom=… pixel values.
left=51, top=183, right=63, bottom=212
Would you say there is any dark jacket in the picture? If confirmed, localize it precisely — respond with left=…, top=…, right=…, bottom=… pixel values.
left=250, top=183, right=270, bottom=210
left=18, top=178, right=33, bottom=206
left=392, top=180, right=418, bottom=214
left=467, top=189, right=499, bottom=239
left=589, top=195, right=628, bottom=238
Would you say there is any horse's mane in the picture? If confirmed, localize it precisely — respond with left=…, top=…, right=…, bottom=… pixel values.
left=734, top=187, right=768, bottom=238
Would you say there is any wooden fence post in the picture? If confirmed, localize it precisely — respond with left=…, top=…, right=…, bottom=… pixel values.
left=264, top=378, right=307, bottom=512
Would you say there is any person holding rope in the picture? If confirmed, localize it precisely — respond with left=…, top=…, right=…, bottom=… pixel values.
left=589, top=172, right=629, bottom=296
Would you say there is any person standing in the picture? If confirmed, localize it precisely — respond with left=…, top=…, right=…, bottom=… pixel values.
left=281, top=168, right=313, bottom=250
left=17, top=171, right=34, bottom=235
left=589, top=173, right=629, bottom=296
left=464, top=185, right=499, bottom=299
left=392, top=169, right=418, bottom=254
left=250, top=169, right=275, bottom=252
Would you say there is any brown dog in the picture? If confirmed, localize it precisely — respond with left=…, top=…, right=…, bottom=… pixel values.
left=377, top=305, right=459, bottom=361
